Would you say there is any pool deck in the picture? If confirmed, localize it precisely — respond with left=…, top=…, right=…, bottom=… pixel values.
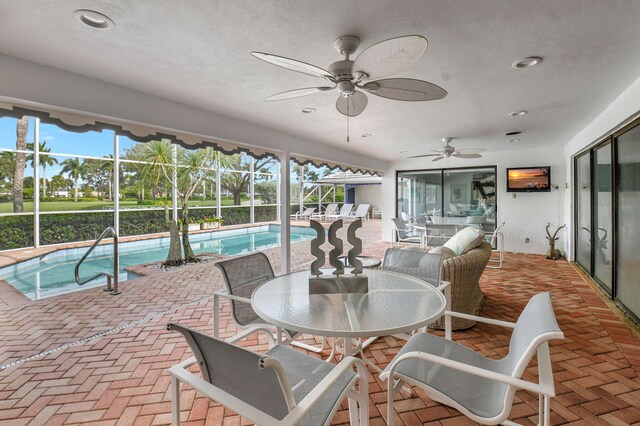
left=1, top=219, right=640, bottom=425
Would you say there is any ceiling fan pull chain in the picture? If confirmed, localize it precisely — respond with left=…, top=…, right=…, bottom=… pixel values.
left=347, top=100, right=350, bottom=142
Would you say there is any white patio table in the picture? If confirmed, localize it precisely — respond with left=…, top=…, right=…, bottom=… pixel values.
left=251, top=268, right=446, bottom=356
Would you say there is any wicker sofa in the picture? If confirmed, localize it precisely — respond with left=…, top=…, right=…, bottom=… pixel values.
left=431, top=241, right=492, bottom=330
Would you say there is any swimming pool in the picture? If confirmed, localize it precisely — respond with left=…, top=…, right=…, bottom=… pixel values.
left=0, top=225, right=315, bottom=300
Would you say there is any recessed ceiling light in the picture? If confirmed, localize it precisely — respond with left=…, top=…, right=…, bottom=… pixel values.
left=512, top=57, right=542, bottom=69
left=508, top=110, right=528, bottom=117
left=301, top=107, right=316, bottom=113
left=509, top=139, right=521, bottom=143
left=361, top=133, right=372, bottom=138
left=400, top=150, right=408, bottom=154
left=505, top=131, right=522, bottom=136
left=74, top=9, right=114, bottom=30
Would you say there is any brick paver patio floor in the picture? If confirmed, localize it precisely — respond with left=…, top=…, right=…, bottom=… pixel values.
left=1, top=219, right=640, bottom=425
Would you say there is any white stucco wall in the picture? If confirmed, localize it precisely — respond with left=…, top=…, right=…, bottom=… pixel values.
left=382, top=146, right=567, bottom=255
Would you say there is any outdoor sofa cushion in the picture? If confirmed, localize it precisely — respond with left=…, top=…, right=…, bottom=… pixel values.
left=428, top=245, right=456, bottom=260
left=444, top=226, right=485, bottom=255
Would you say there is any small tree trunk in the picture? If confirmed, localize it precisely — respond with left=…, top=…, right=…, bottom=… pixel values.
left=74, top=178, right=79, bottom=202
left=181, top=200, right=197, bottom=262
left=163, top=205, right=183, bottom=266
left=233, top=191, right=241, bottom=205
left=12, top=116, right=29, bottom=213
left=42, top=166, right=47, bottom=198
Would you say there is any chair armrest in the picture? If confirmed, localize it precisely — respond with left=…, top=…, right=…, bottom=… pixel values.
left=444, top=310, right=516, bottom=329
left=381, top=349, right=556, bottom=397
left=212, top=290, right=252, bottom=305
left=281, top=356, right=368, bottom=424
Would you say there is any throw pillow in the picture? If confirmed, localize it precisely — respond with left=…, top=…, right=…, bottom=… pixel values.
left=429, top=245, right=456, bottom=260
left=444, top=226, right=485, bottom=256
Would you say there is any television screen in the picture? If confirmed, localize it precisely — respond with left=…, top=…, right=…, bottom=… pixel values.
left=506, top=166, right=551, bottom=192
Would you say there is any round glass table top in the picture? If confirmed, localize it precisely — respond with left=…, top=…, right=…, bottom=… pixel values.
left=252, top=269, right=446, bottom=338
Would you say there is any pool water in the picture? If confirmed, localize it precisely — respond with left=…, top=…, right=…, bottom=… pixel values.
left=0, top=225, right=315, bottom=300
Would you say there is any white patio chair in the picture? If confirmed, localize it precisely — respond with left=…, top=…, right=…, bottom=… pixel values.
left=391, top=217, right=422, bottom=248
left=485, top=221, right=506, bottom=269
left=214, top=252, right=325, bottom=353
left=290, top=207, right=315, bottom=220
left=326, top=203, right=353, bottom=221
left=167, top=323, right=369, bottom=426
left=345, top=204, right=370, bottom=221
left=311, top=203, right=338, bottom=221
left=381, top=292, right=564, bottom=426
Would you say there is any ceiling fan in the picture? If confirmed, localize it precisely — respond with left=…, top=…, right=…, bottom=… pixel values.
left=251, top=35, right=447, bottom=117
left=409, top=138, right=485, bottom=162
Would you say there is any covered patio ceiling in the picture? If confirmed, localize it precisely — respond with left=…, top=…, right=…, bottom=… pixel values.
left=1, top=1, right=640, bottom=165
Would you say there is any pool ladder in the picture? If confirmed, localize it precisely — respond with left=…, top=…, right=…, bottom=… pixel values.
left=74, top=226, right=121, bottom=295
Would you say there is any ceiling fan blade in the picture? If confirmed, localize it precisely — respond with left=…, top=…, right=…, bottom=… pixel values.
left=408, top=153, right=440, bottom=158
left=336, top=91, right=368, bottom=117
left=456, top=148, right=486, bottom=155
left=362, top=78, right=447, bottom=101
left=353, top=35, right=428, bottom=81
left=251, top=52, right=335, bottom=81
left=264, top=86, right=334, bottom=101
left=452, top=153, right=483, bottom=159
left=432, top=156, right=445, bottom=162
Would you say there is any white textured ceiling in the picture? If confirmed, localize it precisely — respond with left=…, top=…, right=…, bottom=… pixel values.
left=1, top=0, right=640, bottom=161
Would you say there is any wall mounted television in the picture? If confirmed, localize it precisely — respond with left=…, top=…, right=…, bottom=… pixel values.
left=506, top=166, right=551, bottom=192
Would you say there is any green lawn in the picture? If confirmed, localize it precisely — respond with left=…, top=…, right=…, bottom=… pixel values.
left=0, top=198, right=252, bottom=213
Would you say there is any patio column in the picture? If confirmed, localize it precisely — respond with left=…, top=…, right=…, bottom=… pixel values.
left=33, top=117, right=40, bottom=248
left=114, top=134, right=120, bottom=234
left=250, top=157, right=255, bottom=224
left=299, top=165, right=304, bottom=213
left=171, top=145, right=178, bottom=222
left=216, top=155, right=221, bottom=219
left=279, top=151, right=291, bottom=273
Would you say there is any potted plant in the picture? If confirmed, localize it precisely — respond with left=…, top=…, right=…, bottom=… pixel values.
left=183, top=218, right=201, bottom=232
left=200, top=216, right=223, bottom=230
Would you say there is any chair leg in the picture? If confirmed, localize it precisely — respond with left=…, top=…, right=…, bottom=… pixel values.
left=387, top=378, right=404, bottom=426
left=171, top=376, right=180, bottom=426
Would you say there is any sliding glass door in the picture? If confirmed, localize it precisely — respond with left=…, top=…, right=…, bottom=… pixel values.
left=615, top=124, right=640, bottom=318
left=397, top=166, right=497, bottom=234
left=575, top=153, right=591, bottom=273
left=574, top=116, right=640, bottom=322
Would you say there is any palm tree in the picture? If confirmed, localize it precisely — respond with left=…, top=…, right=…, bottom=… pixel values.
left=60, top=158, right=86, bottom=202
left=27, top=141, right=58, bottom=198
left=100, top=155, right=115, bottom=201
left=13, top=116, right=29, bottom=212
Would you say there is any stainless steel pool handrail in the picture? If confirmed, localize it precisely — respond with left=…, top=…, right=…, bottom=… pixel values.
left=74, top=227, right=121, bottom=295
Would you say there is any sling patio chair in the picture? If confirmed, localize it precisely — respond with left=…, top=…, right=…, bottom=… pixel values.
left=326, top=203, right=354, bottom=221
left=485, top=221, right=506, bottom=269
left=391, top=217, right=423, bottom=249
left=167, top=323, right=369, bottom=426
left=310, top=203, right=338, bottom=221
left=381, top=292, right=564, bottom=426
left=214, top=252, right=325, bottom=352
left=290, top=207, right=315, bottom=220
left=345, top=204, right=371, bottom=221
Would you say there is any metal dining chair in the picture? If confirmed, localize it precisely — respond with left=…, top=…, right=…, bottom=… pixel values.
left=214, top=252, right=325, bottom=352
left=167, top=323, right=369, bottom=426
left=381, top=292, right=564, bottom=426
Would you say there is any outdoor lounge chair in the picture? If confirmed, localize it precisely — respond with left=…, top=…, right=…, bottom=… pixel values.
left=326, top=203, right=353, bottom=221
left=310, top=203, right=338, bottom=221
left=167, top=323, right=369, bottom=426
left=381, top=292, right=564, bottom=426
left=345, top=204, right=371, bottom=221
left=290, top=207, right=315, bottom=220
left=391, top=217, right=422, bottom=248
left=214, top=252, right=325, bottom=352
